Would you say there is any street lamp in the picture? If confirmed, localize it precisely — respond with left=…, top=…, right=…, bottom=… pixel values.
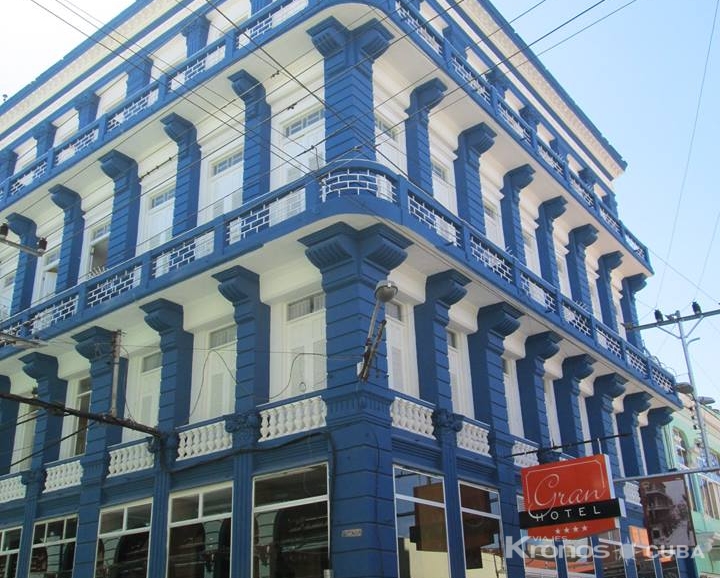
left=676, top=380, right=713, bottom=467
left=358, top=280, right=398, bottom=381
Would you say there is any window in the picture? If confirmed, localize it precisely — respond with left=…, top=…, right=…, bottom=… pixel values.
left=0, top=266, right=15, bottom=319
left=193, top=325, right=236, bottom=421
left=503, top=358, right=523, bottom=438
left=518, top=496, right=557, bottom=578
left=72, top=378, right=92, bottom=456
left=448, top=330, right=473, bottom=417
left=555, top=250, right=571, bottom=297
left=578, top=396, right=592, bottom=456
left=673, top=428, right=690, bottom=468
left=612, top=416, right=625, bottom=477
left=699, top=474, right=720, bottom=518
left=394, top=467, right=449, bottom=578
left=597, top=530, right=624, bottom=578
left=11, top=401, right=37, bottom=472
left=431, top=159, right=456, bottom=215
left=141, top=187, right=174, bottom=252
left=168, top=485, right=232, bottom=578
left=0, top=527, right=21, bottom=578
left=523, top=231, right=541, bottom=275
left=199, top=149, right=243, bottom=224
left=483, top=202, right=503, bottom=248
left=273, top=293, right=326, bottom=401
left=589, top=272, right=601, bottom=317
left=126, top=352, right=161, bottom=441
left=543, top=379, right=561, bottom=447
left=37, top=248, right=59, bottom=301
left=283, top=108, right=325, bottom=183
left=459, top=483, right=504, bottom=578
left=253, top=465, right=329, bottom=578
left=30, top=517, right=77, bottom=578
left=85, top=222, right=110, bottom=279
left=375, top=114, right=404, bottom=172
left=630, top=526, right=656, bottom=578
left=385, top=301, right=419, bottom=398
left=96, top=502, right=151, bottom=578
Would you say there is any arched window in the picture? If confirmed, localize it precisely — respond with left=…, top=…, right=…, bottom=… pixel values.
left=673, top=428, right=690, bottom=468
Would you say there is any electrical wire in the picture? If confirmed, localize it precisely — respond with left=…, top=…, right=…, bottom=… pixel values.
left=653, top=0, right=720, bottom=308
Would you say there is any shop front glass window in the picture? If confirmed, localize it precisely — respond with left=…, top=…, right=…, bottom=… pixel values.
left=459, top=483, right=503, bottom=578
left=29, top=517, right=77, bottom=578
left=96, top=502, right=151, bottom=578
left=0, top=527, right=21, bottom=578
left=253, top=464, right=329, bottom=578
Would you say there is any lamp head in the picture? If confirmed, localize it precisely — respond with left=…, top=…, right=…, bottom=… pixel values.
left=374, top=280, right=398, bottom=304
left=698, top=396, right=716, bottom=406
left=675, top=382, right=694, bottom=395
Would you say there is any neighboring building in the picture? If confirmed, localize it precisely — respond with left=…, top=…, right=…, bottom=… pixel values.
left=0, top=0, right=684, bottom=577
left=666, top=393, right=720, bottom=577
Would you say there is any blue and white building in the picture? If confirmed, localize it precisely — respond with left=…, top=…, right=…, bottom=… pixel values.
left=0, top=0, right=686, bottom=577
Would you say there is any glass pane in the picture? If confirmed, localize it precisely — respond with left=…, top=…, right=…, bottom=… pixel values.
left=100, top=510, right=124, bottom=534
left=254, top=465, right=327, bottom=507
left=396, top=498, right=449, bottom=578
left=635, top=546, right=656, bottom=578
left=564, top=538, right=594, bottom=575
left=33, top=524, right=45, bottom=545
left=127, top=504, right=152, bottom=530
left=4, top=529, right=20, bottom=551
left=523, top=536, right=557, bottom=575
left=463, top=512, right=503, bottom=578
left=394, top=468, right=444, bottom=503
left=204, top=487, right=232, bottom=517
left=254, top=502, right=327, bottom=578
left=599, top=541, right=624, bottom=578
left=102, top=531, right=149, bottom=578
left=168, top=524, right=205, bottom=578
left=65, top=518, right=77, bottom=539
left=172, top=495, right=200, bottom=523
left=460, top=484, right=500, bottom=516
left=47, top=521, right=64, bottom=542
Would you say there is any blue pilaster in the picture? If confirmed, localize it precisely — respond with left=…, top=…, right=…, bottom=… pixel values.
left=308, top=17, right=392, bottom=162
left=414, top=270, right=469, bottom=409
left=214, top=266, right=270, bottom=410
left=50, top=185, right=84, bottom=291
left=500, top=164, right=535, bottom=261
left=620, top=274, right=646, bottom=349
left=182, top=15, right=210, bottom=55
left=161, top=113, right=201, bottom=235
left=641, top=407, right=674, bottom=474
left=453, top=123, right=496, bottom=233
left=73, top=90, right=99, bottom=128
left=126, top=54, right=153, bottom=95
left=469, top=303, right=524, bottom=577
left=7, top=214, right=39, bottom=315
left=99, top=150, right=141, bottom=267
left=516, top=331, right=561, bottom=458
left=301, top=222, right=410, bottom=578
left=550, top=137, right=570, bottom=181
left=0, top=377, right=17, bottom=473
left=405, top=79, right=447, bottom=193
left=21, top=353, right=67, bottom=468
left=553, top=354, right=595, bottom=457
left=0, top=150, right=17, bottom=182
left=617, top=392, right=652, bottom=477
left=32, top=121, right=56, bottom=157
left=141, top=299, right=193, bottom=578
left=536, top=197, right=567, bottom=287
left=587, top=374, right=626, bottom=478
left=214, top=266, right=268, bottom=578
left=15, top=353, right=67, bottom=578
left=228, top=71, right=272, bottom=201
left=566, top=224, right=598, bottom=310
left=73, top=326, right=126, bottom=578
left=597, top=252, right=622, bottom=328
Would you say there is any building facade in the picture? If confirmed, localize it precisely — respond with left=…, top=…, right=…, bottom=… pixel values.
left=0, top=0, right=686, bottom=577
left=666, top=393, right=720, bottom=578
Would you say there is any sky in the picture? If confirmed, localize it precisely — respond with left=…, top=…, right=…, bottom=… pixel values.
left=0, top=0, right=719, bottom=401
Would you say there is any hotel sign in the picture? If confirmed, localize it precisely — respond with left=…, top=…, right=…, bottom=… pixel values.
left=520, top=454, right=622, bottom=539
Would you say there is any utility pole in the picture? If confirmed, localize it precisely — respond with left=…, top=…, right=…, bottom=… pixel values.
left=625, top=303, right=720, bottom=467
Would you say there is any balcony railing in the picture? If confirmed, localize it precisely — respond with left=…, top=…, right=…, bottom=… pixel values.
left=0, top=0, right=648, bottom=268
left=0, top=160, right=677, bottom=403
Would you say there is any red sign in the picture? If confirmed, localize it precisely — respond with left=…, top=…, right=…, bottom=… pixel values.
left=520, top=454, right=621, bottom=539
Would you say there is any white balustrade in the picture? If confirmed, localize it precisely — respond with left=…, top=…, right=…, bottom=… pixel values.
left=512, top=440, right=539, bottom=468
left=44, top=459, right=83, bottom=492
left=177, top=420, right=232, bottom=460
left=259, top=396, right=327, bottom=441
left=108, top=442, right=154, bottom=477
left=624, top=481, right=641, bottom=505
left=457, top=422, right=491, bottom=456
left=0, top=474, right=25, bottom=503
left=391, top=397, right=435, bottom=438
